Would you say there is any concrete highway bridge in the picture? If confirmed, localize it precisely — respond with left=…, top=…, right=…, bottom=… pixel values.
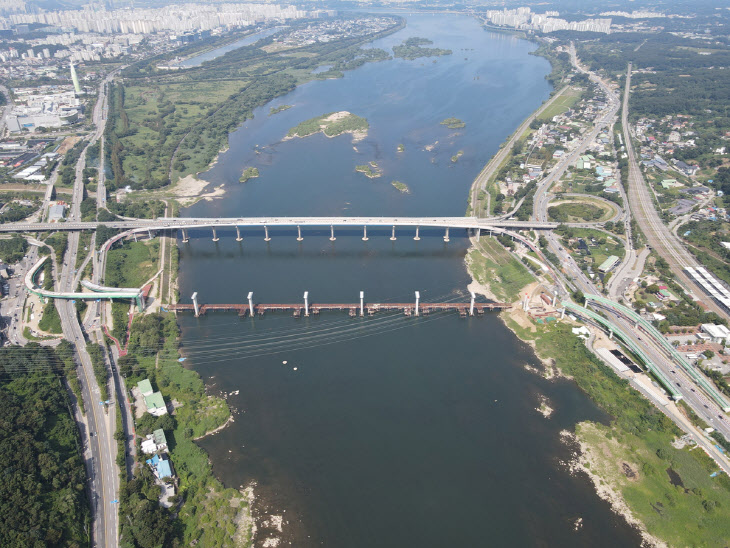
left=0, top=216, right=591, bottom=237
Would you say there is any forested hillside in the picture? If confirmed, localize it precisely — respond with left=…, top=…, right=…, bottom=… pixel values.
left=0, top=345, right=89, bottom=547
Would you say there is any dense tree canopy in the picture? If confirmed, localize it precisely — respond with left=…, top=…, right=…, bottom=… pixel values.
left=0, top=345, right=89, bottom=547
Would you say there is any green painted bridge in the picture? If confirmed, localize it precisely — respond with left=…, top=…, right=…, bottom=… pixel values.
left=25, top=256, right=145, bottom=310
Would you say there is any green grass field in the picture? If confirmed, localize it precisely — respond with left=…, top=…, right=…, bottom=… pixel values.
left=468, top=237, right=533, bottom=302
left=549, top=197, right=615, bottom=222
left=105, top=240, right=159, bottom=288
left=537, top=87, right=583, bottom=120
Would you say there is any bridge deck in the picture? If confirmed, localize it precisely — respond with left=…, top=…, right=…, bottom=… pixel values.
left=167, top=302, right=510, bottom=316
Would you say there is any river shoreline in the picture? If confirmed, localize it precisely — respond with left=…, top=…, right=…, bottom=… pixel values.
left=171, top=12, right=649, bottom=547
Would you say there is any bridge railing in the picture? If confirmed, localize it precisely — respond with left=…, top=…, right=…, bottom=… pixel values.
left=563, top=301, right=681, bottom=401
left=584, top=294, right=730, bottom=411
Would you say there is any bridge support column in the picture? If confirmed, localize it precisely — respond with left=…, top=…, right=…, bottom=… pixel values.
left=443, top=227, right=450, bottom=242
left=609, top=330, right=613, bottom=340
left=192, top=292, right=200, bottom=317
left=264, top=225, right=271, bottom=242
left=133, top=233, right=138, bottom=242
left=390, top=226, right=396, bottom=241
left=329, top=225, right=336, bottom=242
left=414, top=226, right=420, bottom=241
left=470, top=291, right=475, bottom=316
left=212, top=228, right=219, bottom=242
left=147, top=228, right=153, bottom=240
left=560, top=308, right=566, bottom=320
left=303, top=291, right=309, bottom=317
left=360, top=291, right=364, bottom=317
left=415, top=291, right=420, bottom=317
left=362, top=226, right=368, bottom=241
left=181, top=228, right=189, bottom=243
left=297, top=225, right=303, bottom=242
left=552, top=295, right=557, bottom=307
left=248, top=292, right=254, bottom=317
left=236, top=226, right=242, bottom=242
left=476, top=228, right=480, bottom=242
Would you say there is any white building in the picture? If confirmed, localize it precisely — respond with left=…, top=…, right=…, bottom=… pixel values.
left=701, top=324, right=730, bottom=344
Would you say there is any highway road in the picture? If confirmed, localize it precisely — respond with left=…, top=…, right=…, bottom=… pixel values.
left=526, top=49, right=730, bottom=473
left=55, top=73, right=120, bottom=548
left=533, top=43, right=621, bottom=224
left=469, top=84, right=570, bottom=216
left=621, top=64, right=729, bottom=321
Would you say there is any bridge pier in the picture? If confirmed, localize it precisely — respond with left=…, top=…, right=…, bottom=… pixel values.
left=236, top=226, right=242, bottom=242
left=264, top=225, right=271, bottom=242
left=362, top=226, right=368, bottom=241
left=304, top=291, right=309, bottom=317
left=248, top=292, right=254, bottom=317
left=297, top=225, right=303, bottom=242
left=192, top=292, right=200, bottom=317
left=414, top=226, right=420, bottom=241
left=329, top=225, right=336, bottom=242
left=476, top=228, right=480, bottom=242
left=560, top=308, right=566, bottom=319
left=415, top=291, right=420, bottom=317
left=133, top=233, right=138, bottom=242
left=443, top=227, right=450, bottom=242
left=147, top=228, right=153, bottom=240
left=360, top=291, right=364, bottom=317
left=390, top=226, right=397, bottom=241
left=181, top=228, right=189, bottom=243
left=470, top=291, right=475, bottom=316
left=212, top=228, right=219, bottom=242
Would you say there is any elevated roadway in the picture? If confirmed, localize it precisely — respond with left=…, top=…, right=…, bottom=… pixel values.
left=0, top=215, right=616, bottom=235
left=563, top=300, right=681, bottom=400
left=26, top=256, right=145, bottom=308
left=584, top=294, right=730, bottom=412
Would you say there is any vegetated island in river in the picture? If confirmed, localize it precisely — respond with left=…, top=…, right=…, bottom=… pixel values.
left=441, top=117, right=466, bottom=129
left=286, top=111, right=369, bottom=143
left=355, top=161, right=382, bottom=178
left=393, top=37, right=452, bottom=60
left=391, top=180, right=409, bottom=193
left=239, top=166, right=259, bottom=183
left=269, top=104, right=292, bottom=116
left=451, top=150, right=464, bottom=163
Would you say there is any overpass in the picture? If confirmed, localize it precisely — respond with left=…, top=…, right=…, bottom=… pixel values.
left=583, top=294, right=730, bottom=412
left=25, top=256, right=146, bottom=310
left=562, top=301, right=682, bottom=401
left=0, top=215, right=601, bottom=236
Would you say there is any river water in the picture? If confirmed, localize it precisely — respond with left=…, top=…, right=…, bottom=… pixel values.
left=177, top=13, right=642, bottom=547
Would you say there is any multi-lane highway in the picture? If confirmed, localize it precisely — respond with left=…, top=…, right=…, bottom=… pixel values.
left=524, top=49, right=730, bottom=472
left=621, top=64, right=729, bottom=321
left=55, top=73, right=120, bottom=548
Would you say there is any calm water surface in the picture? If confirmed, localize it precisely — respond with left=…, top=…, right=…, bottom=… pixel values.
left=177, top=13, right=642, bottom=547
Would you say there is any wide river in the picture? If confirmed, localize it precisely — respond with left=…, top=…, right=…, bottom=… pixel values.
left=177, top=13, right=642, bottom=546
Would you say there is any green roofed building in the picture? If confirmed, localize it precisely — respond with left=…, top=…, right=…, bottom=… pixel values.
left=144, top=391, right=168, bottom=416
left=598, top=255, right=620, bottom=273
left=137, top=378, right=153, bottom=397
